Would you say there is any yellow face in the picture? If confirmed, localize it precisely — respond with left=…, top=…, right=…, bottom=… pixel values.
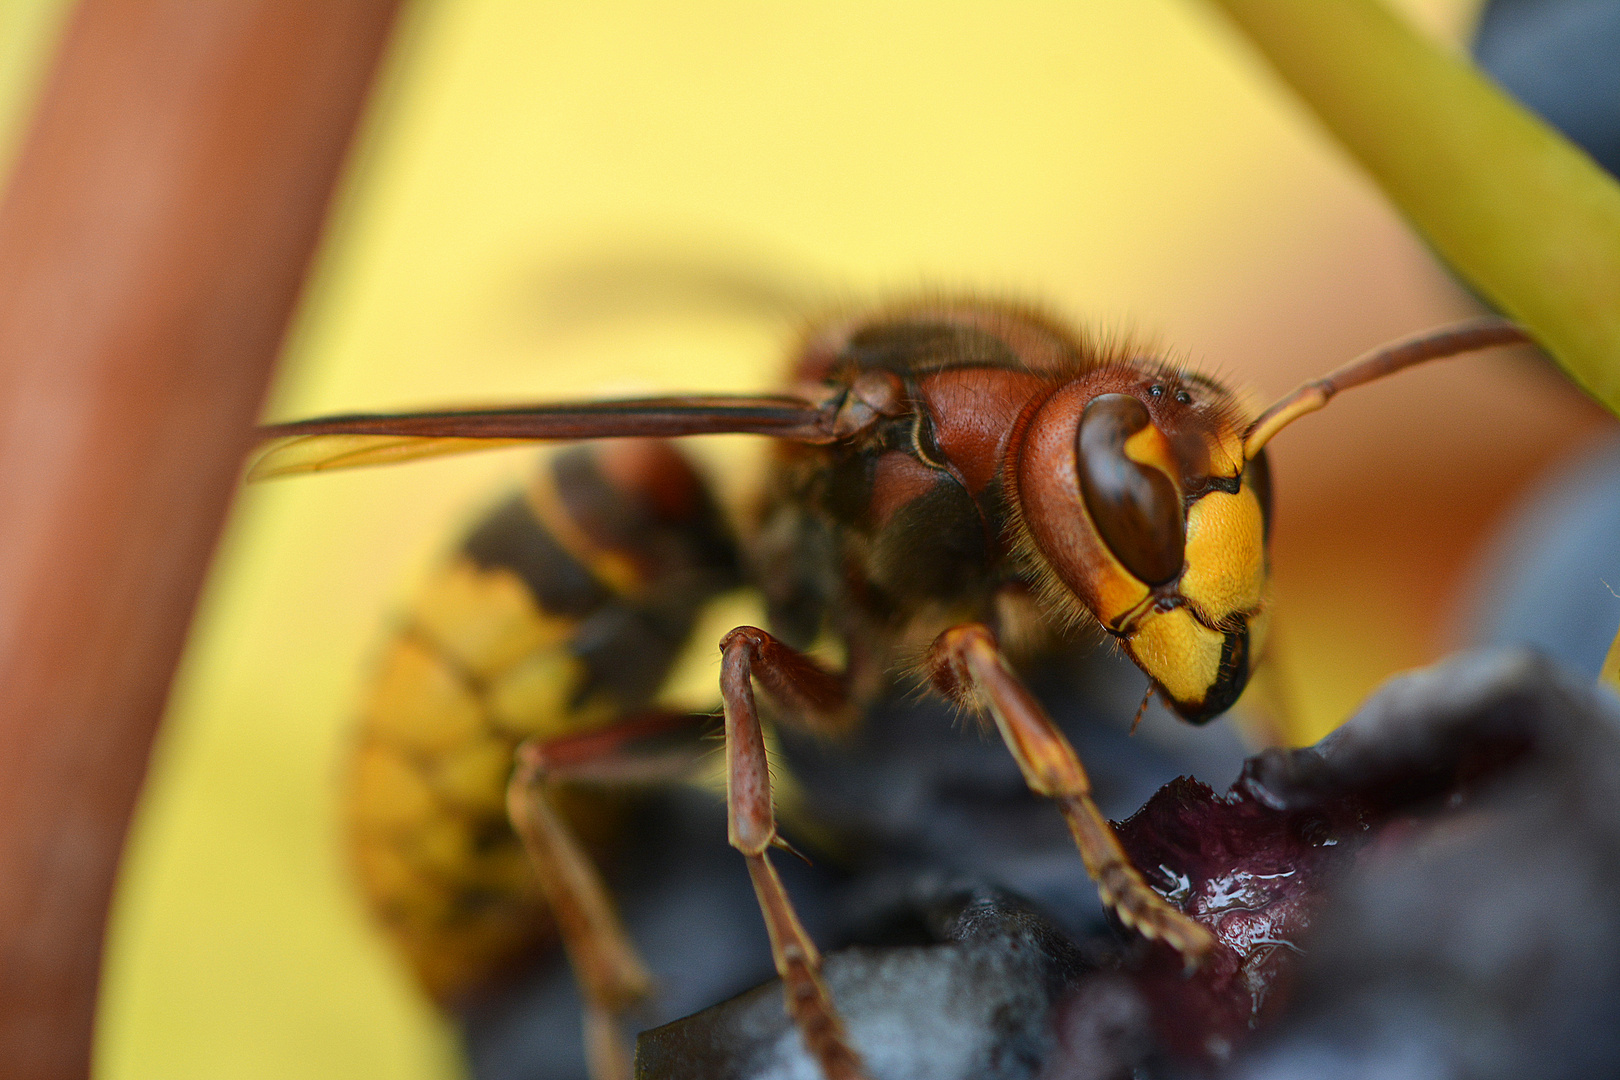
left=1014, top=375, right=1273, bottom=724
left=1119, top=456, right=1271, bottom=723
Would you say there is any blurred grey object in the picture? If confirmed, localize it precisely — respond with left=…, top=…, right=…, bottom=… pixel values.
left=637, top=883, right=1096, bottom=1080
left=1222, top=651, right=1620, bottom=1080
left=1461, top=437, right=1620, bottom=677
left=1474, top=0, right=1620, bottom=177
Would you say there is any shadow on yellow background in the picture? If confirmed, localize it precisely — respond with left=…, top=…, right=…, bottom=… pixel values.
left=0, top=1, right=1605, bottom=1077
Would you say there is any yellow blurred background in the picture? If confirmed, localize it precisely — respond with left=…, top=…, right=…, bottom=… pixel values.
left=1, top=1, right=1609, bottom=1077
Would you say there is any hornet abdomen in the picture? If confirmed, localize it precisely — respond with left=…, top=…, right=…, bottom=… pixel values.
left=346, top=441, right=739, bottom=999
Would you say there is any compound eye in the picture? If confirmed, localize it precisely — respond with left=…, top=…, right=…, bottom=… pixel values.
left=1076, top=394, right=1185, bottom=586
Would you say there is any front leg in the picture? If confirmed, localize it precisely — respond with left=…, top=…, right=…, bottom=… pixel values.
left=925, top=623, right=1213, bottom=962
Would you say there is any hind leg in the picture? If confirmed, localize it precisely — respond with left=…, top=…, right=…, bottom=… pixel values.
left=507, top=709, right=716, bottom=1080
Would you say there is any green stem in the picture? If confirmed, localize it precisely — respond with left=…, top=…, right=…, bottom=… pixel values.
left=1206, top=0, right=1620, bottom=415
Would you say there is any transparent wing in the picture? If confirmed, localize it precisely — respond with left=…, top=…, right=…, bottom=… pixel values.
left=250, top=395, right=835, bottom=479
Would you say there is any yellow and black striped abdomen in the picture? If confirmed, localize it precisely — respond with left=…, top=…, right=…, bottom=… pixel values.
left=346, top=442, right=739, bottom=1001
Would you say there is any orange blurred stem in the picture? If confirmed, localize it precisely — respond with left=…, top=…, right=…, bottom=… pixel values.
left=0, top=4, right=400, bottom=1077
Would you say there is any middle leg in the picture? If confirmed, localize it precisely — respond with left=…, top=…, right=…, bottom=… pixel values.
left=718, top=626, right=870, bottom=1080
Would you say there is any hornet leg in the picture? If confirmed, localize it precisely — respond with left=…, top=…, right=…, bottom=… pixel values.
left=925, top=623, right=1213, bottom=962
left=719, top=626, right=869, bottom=1080
left=507, top=709, right=715, bottom=1080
